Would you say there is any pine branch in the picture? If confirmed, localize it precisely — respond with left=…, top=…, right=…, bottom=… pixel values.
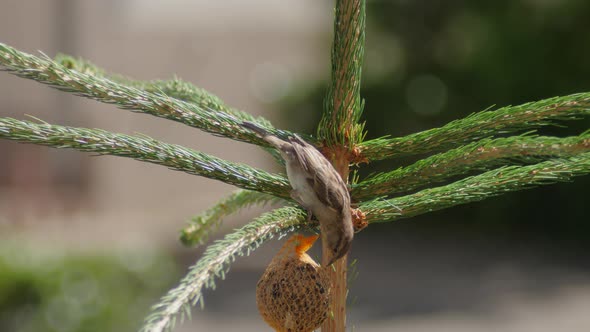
left=0, top=43, right=292, bottom=146
left=359, top=93, right=590, bottom=162
left=319, top=0, right=366, bottom=149
left=54, top=54, right=275, bottom=128
left=141, top=207, right=307, bottom=332
left=180, top=190, right=285, bottom=247
left=319, top=1, right=366, bottom=331
left=0, top=117, right=291, bottom=198
left=352, top=132, right=590, bottom=200
left=360, top=152, right=590, bottom=223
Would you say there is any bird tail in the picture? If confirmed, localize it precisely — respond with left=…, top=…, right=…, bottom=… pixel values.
left=241, top=121, right=270, bottom=137
left=242, top=121, right=286, bottom=149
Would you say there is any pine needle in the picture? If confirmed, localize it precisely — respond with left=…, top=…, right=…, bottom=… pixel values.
left=180, top=190, right=286, bottom=247
left=359, top=93, right=590, bottom=161
left=140, top=207, right=306, bottom=332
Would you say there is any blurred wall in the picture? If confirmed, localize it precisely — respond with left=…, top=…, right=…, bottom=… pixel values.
left=0, top=0, right=331, bottom=248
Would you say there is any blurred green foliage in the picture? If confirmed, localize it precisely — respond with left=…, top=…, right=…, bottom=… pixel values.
left=0, top=248, right=178, bottom=332
left=283, top=0, right=590, bottom=243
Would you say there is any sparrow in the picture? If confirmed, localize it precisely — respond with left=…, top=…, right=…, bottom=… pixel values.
left=242, top=121, right=353, bottom=266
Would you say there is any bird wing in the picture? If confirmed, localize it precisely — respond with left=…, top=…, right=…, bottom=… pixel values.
left=290, top=135, right=348, bottom=212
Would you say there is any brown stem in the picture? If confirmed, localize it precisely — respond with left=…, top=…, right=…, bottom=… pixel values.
left=322, top=251, right=348, bottom=331
left=320, top=0, right=364, bottom=329
left=322, top=147, right=350, bottom=331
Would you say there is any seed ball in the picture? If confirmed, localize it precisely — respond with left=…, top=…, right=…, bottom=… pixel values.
left=256, top=235, right=331, bottom=332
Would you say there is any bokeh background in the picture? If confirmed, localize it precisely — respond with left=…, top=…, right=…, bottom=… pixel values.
left=1, top=1, right=589, bottom=331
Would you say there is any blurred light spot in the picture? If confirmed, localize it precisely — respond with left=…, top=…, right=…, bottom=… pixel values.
left=59, top=270, right=103, bottom=318
left=45, top=295, right=83, bottom=332
left=365, top=33, right=406, bottom=84
left=249, top=62, right=292, bottom=103
left=405, top=75, right=448, bottom=116
left=141, top=258, right=178, bottom=289
left=118, top=251, right=157, bottom=274
left=436, top=11, right=488, bottom=69
left=118, top=251, right=176, bottom=288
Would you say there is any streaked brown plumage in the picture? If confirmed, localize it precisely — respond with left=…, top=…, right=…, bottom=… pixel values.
left=242, top=121, right=353, bottom=266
